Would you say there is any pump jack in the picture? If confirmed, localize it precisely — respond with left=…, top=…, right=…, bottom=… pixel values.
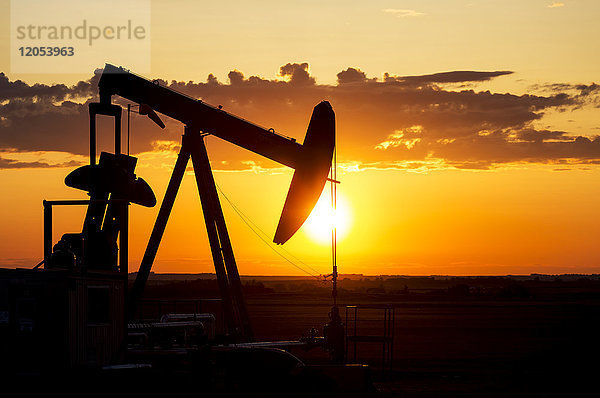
left=94, top=64, right=336, bottom=342
left=0, top=65, right=380, bottom=395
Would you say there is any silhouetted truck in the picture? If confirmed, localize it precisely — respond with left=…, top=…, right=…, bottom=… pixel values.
left=0, top=268, right=125, bottom=372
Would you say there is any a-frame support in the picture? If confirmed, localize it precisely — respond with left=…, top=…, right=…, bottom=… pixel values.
left=129, top=126, right=253, bottom=341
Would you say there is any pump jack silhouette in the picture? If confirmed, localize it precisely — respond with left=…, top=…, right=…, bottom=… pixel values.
left=93, top=65, right=335, bottom=342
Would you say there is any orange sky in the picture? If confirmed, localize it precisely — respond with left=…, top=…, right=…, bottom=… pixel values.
left=1, top=0, right=600, bottom=275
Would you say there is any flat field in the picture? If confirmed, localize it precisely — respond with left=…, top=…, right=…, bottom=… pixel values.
left=140, top=275, right=600, bottom=397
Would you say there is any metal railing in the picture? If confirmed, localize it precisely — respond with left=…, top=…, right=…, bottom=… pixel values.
left=42, top=199, right=128, bottom=274
left=345, top=304, right=395, bottom=377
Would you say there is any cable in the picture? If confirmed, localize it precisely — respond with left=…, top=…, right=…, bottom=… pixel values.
left=215, top=183, right=324, bottom=280
left=218, top=185, right=321, bottom=279
left=220, top=189, right=322, bottom=276
left=213, top=175, right=319, bottom=274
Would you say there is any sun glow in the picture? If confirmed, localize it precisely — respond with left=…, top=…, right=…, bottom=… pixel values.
left=303, top=189, right=352, bottom=244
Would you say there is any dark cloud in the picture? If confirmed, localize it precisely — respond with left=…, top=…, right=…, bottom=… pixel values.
left=0, top=155, right=81, bottom=169
left=207, top=73, right=219, bottom=85
left=392, top=129, right=600, bottom=168
left=514, top=128, right=568, bottom=143
left=337, top=68, right=368, bottom=84
left=530, top=82, right=600, bottom=96
left=0, top=71, right=98, bottom=101
left=0, top=156, right=52, bottom=169
left=384, top=70, right=513, bottom=85
left=279, top=63, right=315, bottom=85
left=528, top=83, right=600, bottom=109
left=0, top=64, right=599, bottom=170
left=228, top=70, right=246, bottom=85
left=0, top=101, right=90, bottom=154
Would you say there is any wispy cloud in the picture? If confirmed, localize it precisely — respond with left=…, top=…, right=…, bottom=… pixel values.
left=383, top=8, right=426, bottom=18
left=547, top=2, right=565, bottom=8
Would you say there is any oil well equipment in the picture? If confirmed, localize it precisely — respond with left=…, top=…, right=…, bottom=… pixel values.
left=0, top=64, right=370, bottom=395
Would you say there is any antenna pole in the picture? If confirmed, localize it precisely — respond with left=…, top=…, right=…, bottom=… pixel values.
left=127, top=104, right=131, bottom=155
left=324, top=137, right=344, bottom=363
left=331, top=145, right=338, bottom=306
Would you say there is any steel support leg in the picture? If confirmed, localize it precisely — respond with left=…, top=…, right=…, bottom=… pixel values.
left=188, top=132, right=253, bottom=340
left=128, top=147, right=191, bottom=320
left=187, top=131, right=237, bottom=336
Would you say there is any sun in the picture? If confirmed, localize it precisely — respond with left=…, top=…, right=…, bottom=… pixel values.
left=303, top=188, right=352, bottom=244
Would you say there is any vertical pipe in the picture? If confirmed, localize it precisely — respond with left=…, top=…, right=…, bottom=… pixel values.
left=119, top=201, right=128, bottom=275
left=345, top=306, right=348, bottom=358
left=382, top=308, right=387, bottom=376
left=120, top=200, right=129, bottom=351
left=114, top=110, right=121, bottom=155
left=89, top=107, right=96, bottom=165
left=331, top=141, right=337, bottom=306
left=354, top=306, right=358, bottom=362
left=127, top=104, right=131, bottom=156
left=43, top=201, right=52, bottom=267
left=390, top=307, right=395, bottom=374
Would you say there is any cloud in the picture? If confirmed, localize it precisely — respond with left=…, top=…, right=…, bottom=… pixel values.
left=386, top=70, right=514, bottom=85
left=0, top=156, right=53, bottom=169
left=0, top=71, right=98, bottom=101
left=547, top=3, right=565, bottom=8
left=382, top=129, right=600, bottom=169
left=375, top=126, right=423, bottom=150
left=1, top=64, right=599, bottom=171
left=0, top=154, right=81, bottom=169
left=279, top=63, right=315, bottom=85
left=337, top=68, right=368, bottom=84
left=529, top=82, right=600, bottom=97
left=383, top=9, right=426, bottom=17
